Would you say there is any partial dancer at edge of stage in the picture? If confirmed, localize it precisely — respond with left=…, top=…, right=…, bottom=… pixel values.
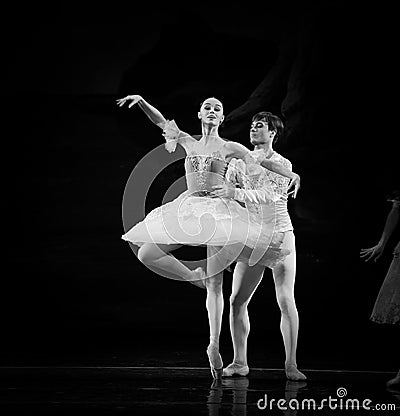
left=360, top=190, right=400, bottom=390
left=212, top=112, right=307, bottom=381
left=116, top=95, right=301, bottom=378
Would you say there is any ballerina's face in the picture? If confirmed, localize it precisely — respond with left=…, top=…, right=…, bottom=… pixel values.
left=249, top=120, right=276, bottom=145
left=198, top=98, right=224, bottom=127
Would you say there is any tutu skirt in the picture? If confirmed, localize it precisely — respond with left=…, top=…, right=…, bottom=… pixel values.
left=122, top=191, right=289, bottom=268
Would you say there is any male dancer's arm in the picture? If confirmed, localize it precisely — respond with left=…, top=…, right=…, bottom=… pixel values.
left=224, top=141, right=300, bottom=197
left=213, top=161, right=281, bottom=204
left=233, top=185, right=282, bottom=204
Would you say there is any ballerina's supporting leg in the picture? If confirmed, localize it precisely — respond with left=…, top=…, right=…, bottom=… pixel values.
left=272, top=231, right=306, bottom=381
left=138, top=243, right=203, bottom=283
left=205, top=246, right=228, bottom=379
left=205, top=274, right=224, bottom=378
left=223, top=262, right=264, bottom=377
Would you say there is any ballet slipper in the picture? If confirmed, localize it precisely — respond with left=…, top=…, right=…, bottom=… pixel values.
left=285, top=364, right=307, bottom=381
left=222, top=362, right=249, bottom=377
left=207, top=343, right=223, bottom=379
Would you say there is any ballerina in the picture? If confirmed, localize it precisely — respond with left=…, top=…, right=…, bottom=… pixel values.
left=117, top=95, right=300, bottom=378
left=212, top=112, right=306, bottom=380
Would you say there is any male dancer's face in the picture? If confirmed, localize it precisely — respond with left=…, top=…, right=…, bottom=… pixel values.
left=198, top=98, right=224, bottom=127
left=249, top=120, right=274, bottom=146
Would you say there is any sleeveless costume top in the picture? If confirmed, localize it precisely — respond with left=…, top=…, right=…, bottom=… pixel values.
left=185, top=150, right=228, bottom=197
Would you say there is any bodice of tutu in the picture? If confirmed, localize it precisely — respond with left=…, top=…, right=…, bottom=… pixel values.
left=185, top=151, right=228, bottom=196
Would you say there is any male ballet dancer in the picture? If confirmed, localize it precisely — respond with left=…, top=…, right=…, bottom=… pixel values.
left=213, top=112, right=306, bottom=381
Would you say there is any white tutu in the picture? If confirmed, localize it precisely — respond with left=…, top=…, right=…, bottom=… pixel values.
left=122, top=122, right=290, bottom=270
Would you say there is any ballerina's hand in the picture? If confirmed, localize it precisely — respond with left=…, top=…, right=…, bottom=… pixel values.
left=116, top=95, right=143, bottom=108
left=287, top=174, right=300, bottom=198
left=212, top=183, right=235, bottom=199
left=360, top=243, right=385, bottom=262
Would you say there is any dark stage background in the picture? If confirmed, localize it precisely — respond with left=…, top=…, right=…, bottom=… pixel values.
left=2, top=3, right=398, bottom=373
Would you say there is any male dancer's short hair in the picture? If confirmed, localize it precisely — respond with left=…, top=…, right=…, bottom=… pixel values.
left=252, top=111, right=284, bottom=144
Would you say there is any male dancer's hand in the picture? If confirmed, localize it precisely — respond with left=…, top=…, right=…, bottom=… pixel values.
left=287, top=174, right=301, bottom=198
left=212, top=183, right=236, bottom=199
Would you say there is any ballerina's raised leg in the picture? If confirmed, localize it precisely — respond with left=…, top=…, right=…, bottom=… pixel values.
left=137, top=243, right=207, bottom=287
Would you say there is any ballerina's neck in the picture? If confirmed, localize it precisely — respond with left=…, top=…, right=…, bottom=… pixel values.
left=201, top=122, right=220, bottom=138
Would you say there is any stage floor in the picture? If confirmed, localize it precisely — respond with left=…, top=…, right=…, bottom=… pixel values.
left=1, top=366, right=399, bottom=415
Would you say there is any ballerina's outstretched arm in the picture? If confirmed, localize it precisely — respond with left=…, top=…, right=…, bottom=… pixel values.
left=116, top=94, right=192, bottom=152
left=224, top=141, right=301, bottom=198
left=116, top=94, right=167, bottom=126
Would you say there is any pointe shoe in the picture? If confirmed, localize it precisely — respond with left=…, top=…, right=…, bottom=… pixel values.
left=222, top=362, right=249, bottom=377
left=285, top=364, right=307, bottom=381
left=207, top=344, right=223, bottom=379
left=188, top=267, right=207, bottom=289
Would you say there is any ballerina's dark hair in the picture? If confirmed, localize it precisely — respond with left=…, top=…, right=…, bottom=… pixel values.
left=252, top=111, right=284, bottom=144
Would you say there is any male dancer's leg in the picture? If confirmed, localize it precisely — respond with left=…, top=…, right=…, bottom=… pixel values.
left=223, top=261, right=265, bottom=376
left=272, top=231, right=306, bottom=380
